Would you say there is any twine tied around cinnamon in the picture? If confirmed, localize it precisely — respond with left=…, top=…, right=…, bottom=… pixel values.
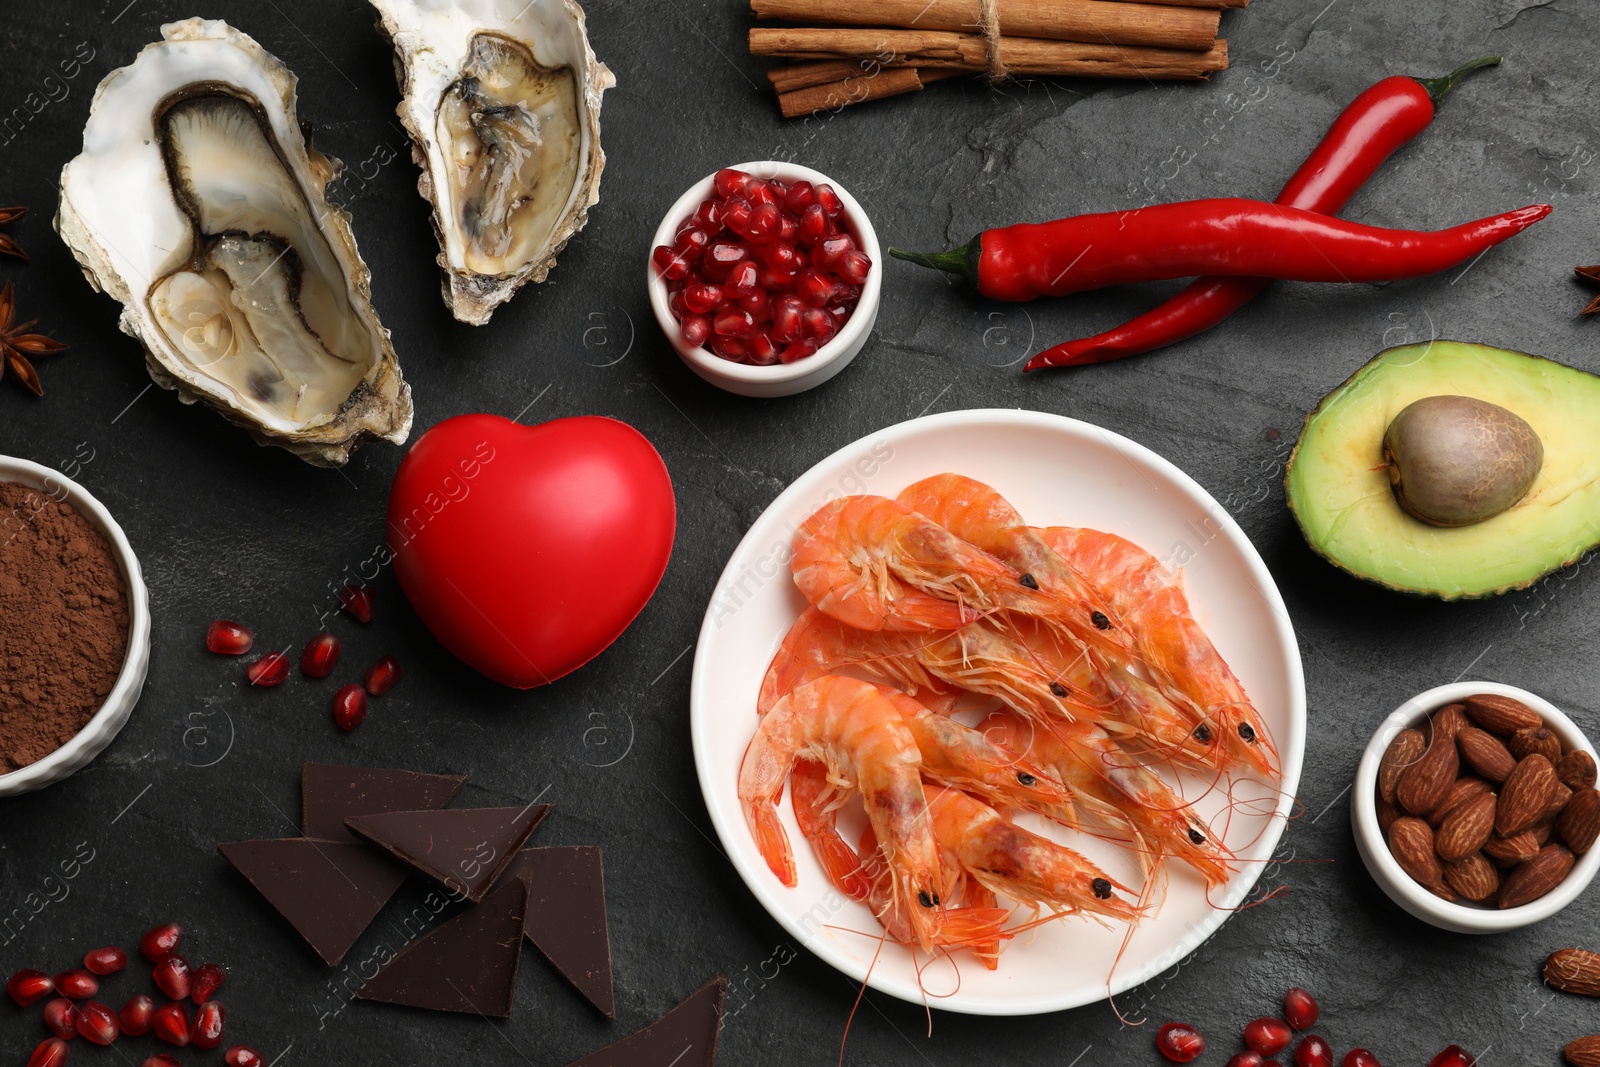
left=975, top=0, right=1009, bottom=81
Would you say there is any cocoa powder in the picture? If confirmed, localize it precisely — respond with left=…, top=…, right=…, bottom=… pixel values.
left=0, top=481, right=128, bottom=772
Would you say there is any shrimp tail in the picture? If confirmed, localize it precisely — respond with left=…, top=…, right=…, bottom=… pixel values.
left=747, top=799, right=798, bottom=888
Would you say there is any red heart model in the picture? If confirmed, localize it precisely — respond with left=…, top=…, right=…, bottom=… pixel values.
left=387, top=414, right=675, bottom=688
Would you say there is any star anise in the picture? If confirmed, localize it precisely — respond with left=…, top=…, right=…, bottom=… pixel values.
left=0, top=206, right=26, bottom=261
left=1578, top=265, right=1600, bottom=316
left=0, top=281, right=68, bottom=397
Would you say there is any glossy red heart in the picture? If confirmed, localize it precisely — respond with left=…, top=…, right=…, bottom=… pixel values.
left=388, top=414, right=675, bottom=688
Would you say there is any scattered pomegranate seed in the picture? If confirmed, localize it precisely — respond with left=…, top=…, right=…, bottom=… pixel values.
left=339, top=582, right=375, bottom=623
left=1157, top=1022, right=1206, bottom=1063
left=1427, top=1047, right=1476, bottom=1067
left=143, top=1057, right=183, bottom=1067
left=7, top=968, right=53, bottom=1006
left=83, top=946, right=128, bottom=976
left=1343, top=1051, right=1383, bottom=1067
left=26, top=1039, right=68, bottom=1067
left=245, top=651, right=290, bottom=687
left=76, top=1000, right=119, bottom=1045
left=1295, top=1035, right=1334, bottom=1067
left=1245, top=1017, right=1294, bottom=1056
left=1282, top=987, right=1319, bottom=1030
left=225, top=1047, right=266, bottom=1067
left=192, top=1000, right=225, bottom=1048
left=205, top=620, right=254, bottom=655
left=1227, top=1054, right=1266, bottom=1067
left=333, top=683, right=368, bottom=731
left=152, top=1000, right=190, bottom=1046
left=300, top=632, right=340, bottom=678
left=364, top=655, right=402, bottom=696
left=42, top=998, right=79, bottom=1040
left=152, top=956, right=192, bottom=1000
left=191, top=962, right=226, bottom=1004
left=54, top=969, right=98, bottom=999
left=140, top=922, right=182, bottom=963
left=120, top=994, right=155, bottom=1036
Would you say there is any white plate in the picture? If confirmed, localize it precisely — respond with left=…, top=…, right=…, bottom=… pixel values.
left=689, top=409, right=1306, bottom=1016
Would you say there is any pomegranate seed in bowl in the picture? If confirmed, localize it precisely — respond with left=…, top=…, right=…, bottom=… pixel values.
left=83, top=946, right=127, bottom=975
left=1283, top=987, right=1319, bottom=1030
left=7, top=968, right=54, bottom=1007
left=140, top=922, right=182, bottom=963
left=1157, top=1022, right=1206, bottom=1063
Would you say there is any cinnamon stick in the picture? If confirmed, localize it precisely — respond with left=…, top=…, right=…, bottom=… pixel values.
left=1103, top=0, right=1246, bottom=8
left=750, top=28, right=1230, bottom=80
left=778, top=67, right=927, bottom=118
left=751, top=0, right=1219, bottom=53
left=768, top=60, right=875, bottom=93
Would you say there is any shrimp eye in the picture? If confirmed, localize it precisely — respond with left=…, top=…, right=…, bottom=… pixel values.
left=918, top=890, right=939, bottom=908
left=1019, top=573, right=1039, bottom=590
left=1239, top=722, right=1258, bottom=742
left=1193, top=723, right=1212, bottom=744
left=1188, top=828, right=1206, bottom=845
left=1049, top=682, right=1069, bottom=698
left=1091, top=610, right=1111, bottom=630
left=1091, top=878, right=1112, bottom=899
left=1016, top=772, right=1036, bottom=786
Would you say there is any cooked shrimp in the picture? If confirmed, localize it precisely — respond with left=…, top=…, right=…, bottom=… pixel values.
left=979, top=708, right=1235, bottom=888
left=758, top=607, right=946, bottom=717
left=854, top=823, right=1013, bottom=963
left=925, top=786, right=1142, bottom=924
left=1037, top=526, right=1279, bottom=780
left=790, top=759, right=872, bottom=901
left=897, top=474, right=1138, bottom=663
left=791, top=495, right=1059, bottom=632
left=739, top=675, right=949, bottom=949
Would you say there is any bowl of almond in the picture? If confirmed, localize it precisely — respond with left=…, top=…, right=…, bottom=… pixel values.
left=1352, top=681, right=1600, bottom=933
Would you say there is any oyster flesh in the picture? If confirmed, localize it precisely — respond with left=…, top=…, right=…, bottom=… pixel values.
left=56, top=19, right=412, bottom=466
left=371, top=0, right=614, bottom=325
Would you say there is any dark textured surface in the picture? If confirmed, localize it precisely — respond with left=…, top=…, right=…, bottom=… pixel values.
left=2, top=0, right=1598, bottom=1063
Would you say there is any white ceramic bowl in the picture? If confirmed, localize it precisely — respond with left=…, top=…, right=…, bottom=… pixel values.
left=0, top=456, right=150, bottom=796
left=1352, top=680, right=1600, bottom=933
left=690, top=409, right=1306, bottom=1015
left=646, top=160, right=881, bottom=398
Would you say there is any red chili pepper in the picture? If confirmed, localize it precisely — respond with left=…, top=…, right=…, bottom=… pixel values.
left=890, top=198, right=1548, bottom=299
left=1025, top=56, right=1503, bottom=371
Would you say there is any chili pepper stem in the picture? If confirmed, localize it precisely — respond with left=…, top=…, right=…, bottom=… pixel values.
left=1416, top=55, right=1501, bottom=103
left=888, top=240, right=982, bottom=286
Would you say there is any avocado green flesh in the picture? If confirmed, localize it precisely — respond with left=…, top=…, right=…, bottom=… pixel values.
left=1286, top=341, right=1600, bottom=599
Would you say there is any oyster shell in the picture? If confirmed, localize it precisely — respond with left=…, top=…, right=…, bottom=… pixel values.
left=56, top=18, right=412, bottom=467
left=371, top=0, right=615, bottom=325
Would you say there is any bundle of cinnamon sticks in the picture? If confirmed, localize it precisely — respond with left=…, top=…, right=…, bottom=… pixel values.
left=750, top=0, right=1242, bottom=118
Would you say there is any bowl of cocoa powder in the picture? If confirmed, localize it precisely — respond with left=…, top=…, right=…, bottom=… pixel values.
left=0, top=455, right=149, bottom=795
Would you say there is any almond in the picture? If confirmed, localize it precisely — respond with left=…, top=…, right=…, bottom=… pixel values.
left=1510, top=726, right=1563, bottom=763
left=1430, top=702, right=1469, bottom=743
left=1378, top=728, right=1426, bottom=804
left=1376, top=796, right=1403, bottom=837
left=1464, top=692, right=1544, bottom=736
left=1498, top=843, right=1575, bottom=909
left=1388, top=816, right=1445, bottom=891
left=1443, top=853, right=1500, bottom=902
left=1557, top=750, right=1598, bottom=791
left=1546, top=948, right=1600, bottom=997
left=1427, top=777, right=1493, bottom=829
left=1397, top=733, right=1459, bottom=816
left=1458, top=727, right=1517, bottom=784
left=1546, top=781, right=1576, bottom=821
left=1436, top=792, right=1497, bottom=861
left=1484, top=829, right=1543, bottom=867
left=1559, top=789, right=1600, bottom=854
left=1565, top=1036, right=1600, bottom=1067
left=1498, top=754, right=1561, bottom=835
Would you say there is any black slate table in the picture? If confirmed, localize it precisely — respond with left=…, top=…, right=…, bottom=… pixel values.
left=3, top=0, right=1598, bottom=1063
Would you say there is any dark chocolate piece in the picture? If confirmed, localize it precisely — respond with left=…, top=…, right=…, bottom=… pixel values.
left=218, top=838, right=407, bottom=966
left=507, top=846, right=615, bottom=1017
left=301, top=763, right=466, bottom=844
left=564, top=977, right=727, bottom=1067
left=356, top=876, right=528, bottom=1017
left=345, top=804, right=550, bottom=903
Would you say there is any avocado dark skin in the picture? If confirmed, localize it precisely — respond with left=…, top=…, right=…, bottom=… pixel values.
left=1382, top=395, right=1543, bottom=527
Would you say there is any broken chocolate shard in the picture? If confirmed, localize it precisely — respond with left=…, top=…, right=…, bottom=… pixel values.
left=218, top=838, right=407, bottom=966
left=564, top=977, right=727, bottom=1067
left=301, top=763, right=467, bottom=844
left=508, top=846, right=615, bottom=1017
left=356, top=875, right=528, bottom=1017
left=345, top=804, right=551, bottom=903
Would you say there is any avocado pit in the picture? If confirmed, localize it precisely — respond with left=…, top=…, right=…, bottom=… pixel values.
left=1382, top=395, right=1542, bottom=527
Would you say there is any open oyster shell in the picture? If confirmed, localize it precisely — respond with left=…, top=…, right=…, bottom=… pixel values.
left=371, top=0, right=615, bottom=325
left=56, top=18, right=412, bottom=467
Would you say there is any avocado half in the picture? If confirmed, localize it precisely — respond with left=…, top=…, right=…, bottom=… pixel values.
left=1285, top=341, right=1600, bottom=599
